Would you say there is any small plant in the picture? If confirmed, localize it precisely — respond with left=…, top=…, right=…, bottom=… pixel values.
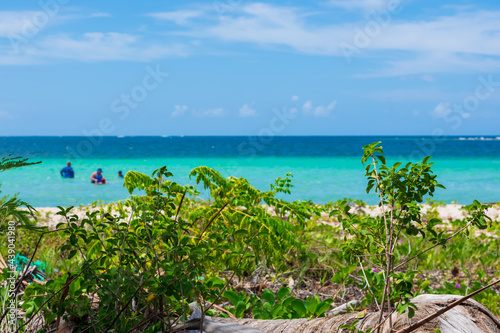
left=331, top=142, right=491, bottom=330
left=223, top=287, right=333, bottom=319
left=16, top=166, right=322, bottom=332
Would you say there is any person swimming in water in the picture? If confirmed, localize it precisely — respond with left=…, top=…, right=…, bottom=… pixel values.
left=60, top=161, right=74, bottom=178
left=91, top=168, right=106, bottom=184
left=118, top=171, right=124, bottom=178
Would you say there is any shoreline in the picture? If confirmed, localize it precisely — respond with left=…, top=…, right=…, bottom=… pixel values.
left=31, top=203, right=500, bottom=231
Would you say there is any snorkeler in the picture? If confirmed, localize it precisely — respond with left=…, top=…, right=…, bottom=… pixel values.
left=91, top=168, right=106, bottom=184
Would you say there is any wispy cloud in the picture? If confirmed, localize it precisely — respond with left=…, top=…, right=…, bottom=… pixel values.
left=147, top=10, right=203, bottom=25
left=171, top=105, right=187, bottom=117
left=431, top=102, right=471, bottom=120
left=1, top=32, right=189, bottom=63
left=239, top=103, right=256, bottom=117
left=421, top=74, right=435, bottom=82
left=0, top=111, right=14, bottom=119
left=0, top=11, right=41, bottom=38
left=431, top=102, right=452, bottom=118
left=192, top=107, right=225, bottom=117
left=90, top=13, right=111, bottom=18
left=185, top=3, right=500, bottom=76
left=303, top=100, right=337, bottom=117
left=2, top=3, right=500, bottom=77
left=327, top=0, right=388, bottom=12
left=291, top=95, right=299, bottom=101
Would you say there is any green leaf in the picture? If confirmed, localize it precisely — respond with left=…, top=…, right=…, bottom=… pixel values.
left=306, top=296, right=318, bottom=314
left=408, top=306, right=415, bottom=318
left=271, top=303, right=283, bottom=317
left=234, top=229, right=248, bottom=237
left=206, top=277, right=225, bottom=289
left=235, top=301, right=247, bottom=318
left=282, top=295, right=295, bottom=308
left=376, top=155, right=386, bottom=165
left=252, top=309, right=269, bottom=319
left=223, top=290, right=241, bottom=306
left=260, top=289, right=275, bottom=305
left=291, top=299, right=306, bottom=316
left=315, top=300, right=332, bottom=316
left=277, top=286, right=291, bottom=300
left=123, top=170, right=153, bottom=195
left=68, top=249, right=77, bottom=259
left=69, top=234, right=77, bottom=245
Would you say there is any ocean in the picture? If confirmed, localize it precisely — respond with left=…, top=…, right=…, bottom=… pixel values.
left=1, top=136, right=499, bottom=207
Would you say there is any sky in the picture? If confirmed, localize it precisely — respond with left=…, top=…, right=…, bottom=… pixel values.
left=0, top=0, right=499, bottom=136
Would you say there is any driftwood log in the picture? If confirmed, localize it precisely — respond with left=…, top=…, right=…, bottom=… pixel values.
left=175, top=294, right=500, bottom=333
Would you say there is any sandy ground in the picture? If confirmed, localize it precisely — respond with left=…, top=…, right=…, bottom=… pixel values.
left=31, top=203, right=500, bottom=230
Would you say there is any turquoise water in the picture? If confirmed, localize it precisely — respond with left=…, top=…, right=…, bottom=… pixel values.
left=1, top=136, right=499, bottom=207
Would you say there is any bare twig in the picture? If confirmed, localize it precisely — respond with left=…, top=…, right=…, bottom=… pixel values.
left=15, top=257, right=102, bottom=332
left=395, top=278, right=500, bottom=333
left=358, top=258, right=380, bottom=311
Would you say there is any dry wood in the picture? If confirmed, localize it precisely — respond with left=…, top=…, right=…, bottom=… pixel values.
left=396, top=278, right=500, bottom=333
left=205, top=294, right=500, bottom=333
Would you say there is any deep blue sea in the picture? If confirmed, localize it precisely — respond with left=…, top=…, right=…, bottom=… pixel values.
left=1, top=136, right=499, bottom=207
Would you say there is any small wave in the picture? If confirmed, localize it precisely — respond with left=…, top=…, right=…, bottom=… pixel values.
left=460, top=136, right=498, bottom=141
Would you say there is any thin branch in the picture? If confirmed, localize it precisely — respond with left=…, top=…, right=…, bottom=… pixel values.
left=395, top=278, right=500, bottom=333
left=358, top=258, right=380, bottom=311
left=0, top=228, right=68, bottom=326
left=393, top=218, right=475, bottom=271
left=15, top=257, right=102, bottom=332
left=196, top=197, right=234, bottom=246
left=175, top=189, right=187, bottom=221
left=103, top=276, right=149, bottom=332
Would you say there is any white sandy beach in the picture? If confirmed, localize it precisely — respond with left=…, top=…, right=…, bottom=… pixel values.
left=32, top=203, right=500, bottom=230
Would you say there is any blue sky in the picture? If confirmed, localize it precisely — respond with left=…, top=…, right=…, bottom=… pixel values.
left=0, top=0, right=499, bottom=136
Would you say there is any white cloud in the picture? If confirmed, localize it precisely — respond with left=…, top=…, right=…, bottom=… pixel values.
left=27, top=32, right=188, bottom=62
left=327, top=0, right=388, bottom=12
left=147, top=10, right=203, bottom=25
left=303, top=100, right=337, bottom=117
left=0, top=11, right=42, bottom=38
left=2, top=4, right=500, bottom=76
left=302, top=100, right=313, bottom=113
left=200, top=3, right=342, bottom=56
left=239, top=103, right=256, bottom=117
left=0, top=111, right=13, bottom=119
left=351, top=88, right=456, bottom=102
left=189, top=4, right=500, bottom=75
left=291, top=95, right=299, bottom=101
left=431, top=102, right=452, bottom=118
left=193, top=107, right=225, bottom=117
left=315, top=101, right=337, bottom=117
left=171, top=105, right=187, bottom=117
left=421, top=74, right=435, bottom=82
